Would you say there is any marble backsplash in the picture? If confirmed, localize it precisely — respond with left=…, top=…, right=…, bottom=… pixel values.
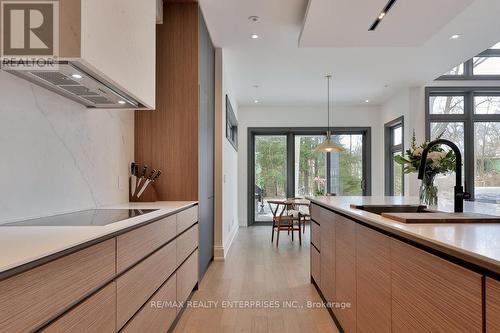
left=0, top=71, right=134, bottom=223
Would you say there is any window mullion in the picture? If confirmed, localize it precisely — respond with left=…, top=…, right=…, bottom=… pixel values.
left=465, top=92, right=475, bottom=199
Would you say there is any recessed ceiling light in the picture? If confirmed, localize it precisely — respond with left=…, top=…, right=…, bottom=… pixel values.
left=365, top=99, right=370, bottom=103
left=450, top=34, right=462, bottom=40
left=71, top=74, right=83, bottom=79
left=254, top=99, right=259, bottom=104
left=250, top=34, right=259, bottom=39
left=248, top=16, right=259, bottom=23
left=118, top=100, right=126, bottom=105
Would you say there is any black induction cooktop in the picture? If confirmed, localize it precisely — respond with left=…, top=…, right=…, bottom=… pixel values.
left=2, top=209, right=158, bottom=227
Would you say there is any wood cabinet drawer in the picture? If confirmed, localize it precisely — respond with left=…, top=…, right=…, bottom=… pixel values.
left=311, top=221, right=320, bottom=248
left=356, top=224, right=391, bottom=333
left=335, top=215, right=356, bottom=333
left=41, top=282, right=116, bottom=333
left=117, top=240, right=177, bottom=330
left=310, top=245, right=320, bottom=285
left=117, top=215, right=177, bottom=273
left=176, top=250, right=198, bottom=312
left=310, top=204, right=321, bottom=224
left=121, top=275, right=177, bottom=333
left=177, top=206, right=198, bottom=235
left=319, top=213, right=335, bottom=303
left=177, top=224, right=198, bottom=266
left=0, top=239, right=115, bottom=333
left=391, top=239, right=482, bottom=333
left=487, top=277, right=500, bottom=332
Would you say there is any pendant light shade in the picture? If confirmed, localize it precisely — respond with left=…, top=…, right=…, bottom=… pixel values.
left=314, top=130, right=344, bottom=153
left=315, top=75, right=345, bottom=153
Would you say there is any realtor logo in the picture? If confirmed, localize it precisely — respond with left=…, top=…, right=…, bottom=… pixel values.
left=1, top=0, right=59, bottom=68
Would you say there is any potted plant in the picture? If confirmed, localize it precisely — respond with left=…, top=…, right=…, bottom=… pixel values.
left=394, top=131, right=457, bottom=206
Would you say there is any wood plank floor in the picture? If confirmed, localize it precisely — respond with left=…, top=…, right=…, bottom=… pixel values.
left=174, top=225, right=339, bottom=333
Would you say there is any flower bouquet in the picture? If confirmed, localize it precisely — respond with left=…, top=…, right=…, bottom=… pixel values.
left=394, top=131, right=457, bottom=206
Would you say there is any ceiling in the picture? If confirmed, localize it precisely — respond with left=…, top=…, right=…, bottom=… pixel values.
left=300, top=0, right=474, bottom=47
left=199, top=0, right=500, bottom=107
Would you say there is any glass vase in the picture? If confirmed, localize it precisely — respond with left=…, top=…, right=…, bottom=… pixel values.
left=419, top=175, right=438, bottom=208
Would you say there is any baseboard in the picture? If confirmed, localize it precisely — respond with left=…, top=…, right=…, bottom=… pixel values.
left=213, top=245, right=225, bottom=260
left=213, top=224, right=239, bottom=261
left=224, top=224, right=238, bottom=257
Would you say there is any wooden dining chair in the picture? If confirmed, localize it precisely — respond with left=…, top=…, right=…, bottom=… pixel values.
left=268, top=200, right=301, bottom=246
left=286, top=197, right=311, bottom=234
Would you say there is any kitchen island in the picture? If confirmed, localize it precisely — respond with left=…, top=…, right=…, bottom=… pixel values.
left=308, top=196, right=500, bottom=333
left=0, top=201, right=199, bottom=332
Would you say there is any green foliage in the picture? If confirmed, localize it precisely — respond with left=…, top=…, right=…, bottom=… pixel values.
left=255, top=135, right=364, bottom=198
left=394, top=130, right=457, bottom=179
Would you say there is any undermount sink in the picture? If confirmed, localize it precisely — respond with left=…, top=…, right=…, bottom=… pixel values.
left=349, top=204, right=429, bottom=215
left=350, top=204, right=500, bottom=224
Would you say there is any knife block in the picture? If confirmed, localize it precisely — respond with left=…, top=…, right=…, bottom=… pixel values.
left=129, top=179, right=158, bottom=202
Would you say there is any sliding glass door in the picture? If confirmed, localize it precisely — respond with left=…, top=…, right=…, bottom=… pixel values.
left=249, top=128, right=371, bottom=224
left=329, top=133, right=366, bottom=195
left=254, top=135, right=288, bottom=222
left=294, top=135, right=327, bottom=197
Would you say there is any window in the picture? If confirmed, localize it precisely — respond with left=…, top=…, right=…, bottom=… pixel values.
left=248, top=128, right=371, bottom=224
left=385, top=117, right=404, bottom=196
left=426, top=88, right=500, bottom=203
left=439, top=42, right=500, bottom=79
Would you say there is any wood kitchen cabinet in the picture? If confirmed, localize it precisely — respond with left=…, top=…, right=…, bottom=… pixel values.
left=0, top=239, right=115, bottom=333
left=314, top=205, right=335, bottom=303
left=135, top=1, right=214, bottom=280
left=310, top=219, right=321, bottom=285
left=0, top=205, right=199, bottom=333
left=487, top=277, right=500, bottom=332
left=391, top=239, right=482, bottom=333
left=121, top=275, right=177, bottom=333
left=334, top=214, right=356, bottom=333
left=356, top=224, right=392, bottom=333
left=42, top=283, right=116, bottom=333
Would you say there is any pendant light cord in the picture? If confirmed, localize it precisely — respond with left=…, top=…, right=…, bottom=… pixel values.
left=326, top=75, right=332, bottom=135
left=327, top=76, right=330, bottom=132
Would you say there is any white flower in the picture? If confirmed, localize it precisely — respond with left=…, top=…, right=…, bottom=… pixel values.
left=413, top=147, right=424, bottom=156
left=428, top=151, right=442, bottom=162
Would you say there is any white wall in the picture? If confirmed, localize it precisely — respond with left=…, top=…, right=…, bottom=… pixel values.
left=214, top=49, right=238, bottom=259
left=381, top=78, right=500, bottom=196
left=0, top=71, right=134, bottom=223
left=380, top=87, right=426, bottom=196
left=237, top=105, right=383, bottom=226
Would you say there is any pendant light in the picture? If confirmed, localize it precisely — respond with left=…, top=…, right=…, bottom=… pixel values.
left=315, top=75, right=345, bottom=153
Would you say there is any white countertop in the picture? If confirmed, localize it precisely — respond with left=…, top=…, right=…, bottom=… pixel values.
left=307, top=196, right=500, bottom=274
left=0, top=201, right=197, bottom=278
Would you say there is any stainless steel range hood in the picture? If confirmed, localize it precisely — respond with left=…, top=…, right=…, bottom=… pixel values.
left=4, top=61, right=143, bottom=109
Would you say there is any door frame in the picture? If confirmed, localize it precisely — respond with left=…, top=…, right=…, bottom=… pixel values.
left=247, top=127, right=372, bottom=225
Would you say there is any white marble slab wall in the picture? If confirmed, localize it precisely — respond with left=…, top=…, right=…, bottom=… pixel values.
left=0, top=71, right=134, bottom=223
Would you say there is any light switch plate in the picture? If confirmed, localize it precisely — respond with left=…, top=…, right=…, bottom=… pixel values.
left=118, top=176, right=126, bottom=190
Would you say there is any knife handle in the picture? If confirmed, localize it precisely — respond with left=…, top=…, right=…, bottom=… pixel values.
left=148, top=169, right=157, bottom=180
left=152, top=170, right=162, bottom=181
left=140, top=165, right=148, bottom=177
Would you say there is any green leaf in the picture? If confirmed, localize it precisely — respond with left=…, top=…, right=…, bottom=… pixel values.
left=394, top=155, right=411, bottom=165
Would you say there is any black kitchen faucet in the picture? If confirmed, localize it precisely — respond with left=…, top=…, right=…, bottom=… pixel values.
left=418, top=139, right=471, bottom=213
